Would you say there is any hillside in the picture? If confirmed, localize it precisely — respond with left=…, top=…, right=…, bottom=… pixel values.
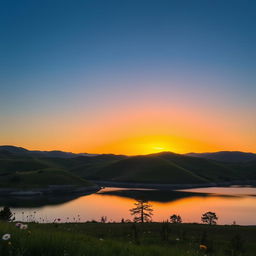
left=186, top=151, right=256, bottom=163
left=0, top=154, right=97, bottom=191
left=84, top=155, right=208, bottom=184
left=81, top=152, right=256, bottom=184
left=150, top=152, right=242, bottom=181
left=0, top=145, right=97, bottom=158
left=0, top=146, right=256, bottom=187
left=0, top=168, right=94, bottom=189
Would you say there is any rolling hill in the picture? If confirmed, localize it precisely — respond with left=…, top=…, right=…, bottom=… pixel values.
left=0, top=146, right=255, bottom=187
left=85, top=155, right=208, bottom=184
left=0, top=150, right=98, bottom=191
left=0, top=145, right=97, bottom=158
left=0, top=168, right=94, bottom=189
left=186, top=151, right=256, bottom=163
left=82, top=152, right=251, bottom=184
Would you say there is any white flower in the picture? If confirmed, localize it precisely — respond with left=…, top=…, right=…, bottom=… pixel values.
left=20, top=224, right=28, bottom=230
left=176, top=237, right=180, bottom=241
left=2, top=234, right=11, bottom=240
left=99, top=238, right=104, bottom=241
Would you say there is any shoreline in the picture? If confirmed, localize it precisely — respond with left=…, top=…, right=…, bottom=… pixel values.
left=1, top=179, right=256, bottom=196
left=0, top=185, right=100, bottom=196
left=90, top=180, right=256, bottom=190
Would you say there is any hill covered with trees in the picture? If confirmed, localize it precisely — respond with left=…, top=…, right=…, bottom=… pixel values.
left=0, top=146, right=256, bottom=188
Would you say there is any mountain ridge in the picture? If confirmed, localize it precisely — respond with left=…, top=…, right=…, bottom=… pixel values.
left=186, top=151, right=256, bottom=163
left=0, top=146, right=256, bottom=186
left=1, top=145, right=255, bottom=162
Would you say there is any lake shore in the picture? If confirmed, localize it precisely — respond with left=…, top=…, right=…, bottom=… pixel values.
left=1, top=179, right=256, bottom=196
left=0, top=184, right=100, bottom=196
left=91, top=180, right=256, bottom=190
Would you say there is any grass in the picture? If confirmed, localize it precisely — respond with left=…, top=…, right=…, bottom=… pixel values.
left=0, top=168, right=94, bottom=189
left=0, top=221, right=255, bottom=256
left=80, top=152, right=256, bottom=184
left=90, top=155, right=208, bottom=184
left=1, top=152, right=256, bottom=188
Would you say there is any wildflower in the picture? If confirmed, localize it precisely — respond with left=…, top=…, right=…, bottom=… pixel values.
left=99, top=238, right=104, bottom=241
left=2, top=234, right=11, bottom=240
left=20, top=224, right=28, bottom=230
left=199, top=244, right=207, bottom=250
left=176, top=238, right=180, bottom=241
left=15, top=222, right=22, bottom=228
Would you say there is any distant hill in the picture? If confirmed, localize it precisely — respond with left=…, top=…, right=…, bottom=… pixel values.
left=1, top=146, right=256, bottom=187
left=0, top=147, right=100, bottom=190
left=84, top=152, right=249, bottom=184
left=87, top=155, right=208, bottom=184
left=0, top=148, right=126, bottom=190
left=0, top=168, right=94, bottom=189
left=0, top=145, right=99, bottom=158
left=186, top=151, right=256, bottom=163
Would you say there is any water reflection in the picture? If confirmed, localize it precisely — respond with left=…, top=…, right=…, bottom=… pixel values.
left=0, top=187, right=256, bottom=225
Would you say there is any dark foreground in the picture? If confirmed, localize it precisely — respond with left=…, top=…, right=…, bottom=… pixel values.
left=0, top=221, right=255, bottom=256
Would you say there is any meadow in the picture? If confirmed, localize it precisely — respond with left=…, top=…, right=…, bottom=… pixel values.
left=0, top=221, right=256, bottom=256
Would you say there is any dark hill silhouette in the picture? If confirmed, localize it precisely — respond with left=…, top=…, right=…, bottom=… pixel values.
left=0, top=145, right=99, bottom=158
left=84, top=152, right=246, bottom=183
left=186, top=151, right=256, bottom=163
left=1, top=146, right=256, bottom=186
left=86, top=155, right=207, bottom=184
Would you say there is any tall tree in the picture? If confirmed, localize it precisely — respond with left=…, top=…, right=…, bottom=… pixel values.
left=201, top=211, right=218, bottom=225
left=130, top=200, right=153, bottom=223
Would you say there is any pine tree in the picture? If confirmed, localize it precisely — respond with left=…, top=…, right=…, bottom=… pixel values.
left=130, top=200, right=153, bottom=223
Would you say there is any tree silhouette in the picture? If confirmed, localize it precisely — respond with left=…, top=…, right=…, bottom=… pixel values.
left=0, top=206, right=14, bottom=221
left=201, top=211, right=218, bottom=225
left=170, top=214, right=182, bottom=223
left=130, top=199, right=153, bottom=223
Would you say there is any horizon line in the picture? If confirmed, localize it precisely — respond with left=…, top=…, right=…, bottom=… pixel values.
left=1, top=145, right=255, bottom=156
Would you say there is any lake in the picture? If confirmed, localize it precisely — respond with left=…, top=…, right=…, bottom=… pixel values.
left=2, top=186, right=256, bottom=225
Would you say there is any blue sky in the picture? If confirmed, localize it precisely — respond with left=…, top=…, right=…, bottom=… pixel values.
left=0, top=0, right=255, bottom=153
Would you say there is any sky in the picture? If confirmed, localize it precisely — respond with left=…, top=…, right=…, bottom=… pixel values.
left=0, top=0, right=255, bottom=155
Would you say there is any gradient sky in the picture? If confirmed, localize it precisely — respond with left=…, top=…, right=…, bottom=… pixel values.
left=0, top=0, right=255, bottom=155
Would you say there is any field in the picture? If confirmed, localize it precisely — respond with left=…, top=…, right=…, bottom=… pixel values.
left=0, top=221, right=255, bottom=256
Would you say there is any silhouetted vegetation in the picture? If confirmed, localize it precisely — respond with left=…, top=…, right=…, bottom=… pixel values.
left=170, top=214, right=182, bottom=223
left=201, top=211, right=218, bottom=225
left=0, top=206, right=14, bottom=221
left=1, top=221, right=255, bottom=256
left=101, top=216, right=107, bottom=223
left=161, top=221, right=170, bottom=241
left=1, top=148, right=256, bottom=189
left=130, top=199, right=153, bottom=223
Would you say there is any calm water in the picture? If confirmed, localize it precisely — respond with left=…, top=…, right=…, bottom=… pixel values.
left=2, top=186, right=256, bottom=225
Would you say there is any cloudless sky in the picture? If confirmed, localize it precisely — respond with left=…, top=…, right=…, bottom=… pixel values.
left=0, top=0, right=255, bottom=154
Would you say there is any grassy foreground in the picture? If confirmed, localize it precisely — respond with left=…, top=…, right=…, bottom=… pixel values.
left=0, top=222, right=256, bottom=256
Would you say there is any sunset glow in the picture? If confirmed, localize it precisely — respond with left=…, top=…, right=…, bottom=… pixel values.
left=1, top=2, right=256, bottom=254
left=0, top=1, right=255, bottom=155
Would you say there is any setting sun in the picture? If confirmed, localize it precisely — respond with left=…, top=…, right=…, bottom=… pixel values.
left=152, top=146, right=165, bottom=151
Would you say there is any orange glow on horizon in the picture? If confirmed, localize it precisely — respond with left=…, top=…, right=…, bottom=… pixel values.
left=2, top=98, right=255, bottom=155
